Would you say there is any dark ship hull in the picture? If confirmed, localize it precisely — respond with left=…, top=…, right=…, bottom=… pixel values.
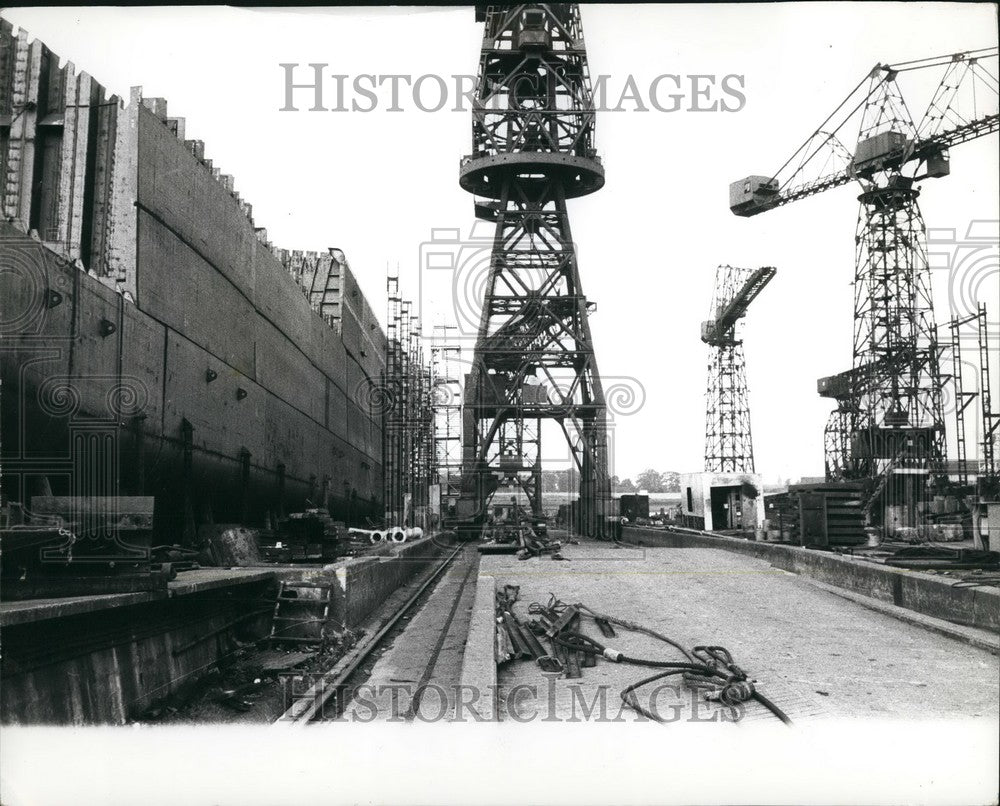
left=1, top=22, right=386, bottom=539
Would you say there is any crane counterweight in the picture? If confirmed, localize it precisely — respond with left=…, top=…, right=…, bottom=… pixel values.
left=729, top=176, right=779, bottom=217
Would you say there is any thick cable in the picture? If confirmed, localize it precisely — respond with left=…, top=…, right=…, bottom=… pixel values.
left=550, top=611, right=793, bottom=726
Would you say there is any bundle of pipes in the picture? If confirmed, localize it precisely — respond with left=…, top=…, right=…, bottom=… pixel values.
left=347, top=527, right=423, bottom=545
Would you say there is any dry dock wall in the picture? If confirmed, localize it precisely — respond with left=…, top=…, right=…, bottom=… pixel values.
left=296, top=537, right=446, bottom=629
left=0, top=572, right=277, bottom=724
left=0, top=538, right=443, bottom=725
left=623, top=526, right=1000, bottom=632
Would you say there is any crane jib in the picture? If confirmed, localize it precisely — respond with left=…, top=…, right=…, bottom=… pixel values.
left=728, top=47, right=998, bottom=217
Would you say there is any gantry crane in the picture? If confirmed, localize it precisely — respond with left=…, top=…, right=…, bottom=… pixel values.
left=453, top=4, right=611, bottom=537
left=702, top=266, right=776, bottom=473
left=731, top=47, right=999, bottom=527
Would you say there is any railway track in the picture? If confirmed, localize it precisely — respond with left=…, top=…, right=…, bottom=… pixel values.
left=275, top=536, right=476, bottom=724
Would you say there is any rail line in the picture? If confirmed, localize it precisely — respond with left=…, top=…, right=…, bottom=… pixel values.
left=275, top=538, right=468, bottom=724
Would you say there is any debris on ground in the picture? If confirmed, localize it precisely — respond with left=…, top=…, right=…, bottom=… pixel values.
left=479, top=524, right=563, bottom=560
left=138, top=631, right=360, bottom=724
left=493, top=588, right=793, bottom=726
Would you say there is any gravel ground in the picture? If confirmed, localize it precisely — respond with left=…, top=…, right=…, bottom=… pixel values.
left=482, top=541, right=1000, bottom=724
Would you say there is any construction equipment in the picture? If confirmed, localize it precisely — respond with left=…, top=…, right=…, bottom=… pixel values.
left=702, top=266, right=776, bottom=473
left=0, top=496, right=168, bottom=600
left=955, top=303, right=1000, bottom=551
left=731, top=48, right=999, bottom=528
left=618, top=494, right=650, bottom=523
left=453, top=4, right=612, bottom=537
left=479, top=520, right=562, bottom=559
left=949, top=304, right=999, bottom=499
left=276, top=509, right=344, bottom=561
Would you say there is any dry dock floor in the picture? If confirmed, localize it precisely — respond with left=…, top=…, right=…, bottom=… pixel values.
left=480, top=540, right=999, bottom=723
left=340, top=546, right=480, bottom=722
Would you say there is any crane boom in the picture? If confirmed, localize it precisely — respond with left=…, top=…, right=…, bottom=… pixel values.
left=730, top=47, right=999, bottom=217
left=817, top=349, right=919, bottom=401
left=701, top=266, right=776, bottom=345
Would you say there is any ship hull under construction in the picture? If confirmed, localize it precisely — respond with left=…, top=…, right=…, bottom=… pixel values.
left=1, top=224, right=384, bottom=537
left=0, top=23, right=386, bottom=538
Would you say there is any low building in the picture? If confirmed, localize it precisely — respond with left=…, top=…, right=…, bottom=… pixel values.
left=679, top=471, right=764, bottom=532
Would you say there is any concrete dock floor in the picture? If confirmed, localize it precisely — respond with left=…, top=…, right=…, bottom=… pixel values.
left=479, top=541, right=999, bottom=724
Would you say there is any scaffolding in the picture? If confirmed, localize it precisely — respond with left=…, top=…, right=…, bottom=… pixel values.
left=382, top=275, right=434, bottom=527
left=949, top=310, right=980, bottom=487
left=431, top=325, right=464, bottom=518
left=978, top=304, right=999, bottom=483
left=947, top=303, right=999, bottom=488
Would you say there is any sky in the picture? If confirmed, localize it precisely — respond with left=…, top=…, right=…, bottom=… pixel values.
left=4, top=3, right=998, bottom=483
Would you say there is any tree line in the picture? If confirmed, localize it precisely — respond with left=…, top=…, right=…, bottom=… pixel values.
left=541, top=469, right=682, bottom=493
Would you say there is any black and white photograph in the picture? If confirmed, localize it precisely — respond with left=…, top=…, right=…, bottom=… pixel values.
left=0, top=3, right=998, bottom=804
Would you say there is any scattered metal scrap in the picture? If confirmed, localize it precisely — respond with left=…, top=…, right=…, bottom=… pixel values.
left=259, top=509, right=345, bottom=563
left=217, top=678, right=271, bottom=712
left=495, top=585, right=563, bottom=673
left=494, top=589, right=792, bottom=725
left=480, top=524, right=565, bottom=560
left=150, top=544, right=201, bottom=579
